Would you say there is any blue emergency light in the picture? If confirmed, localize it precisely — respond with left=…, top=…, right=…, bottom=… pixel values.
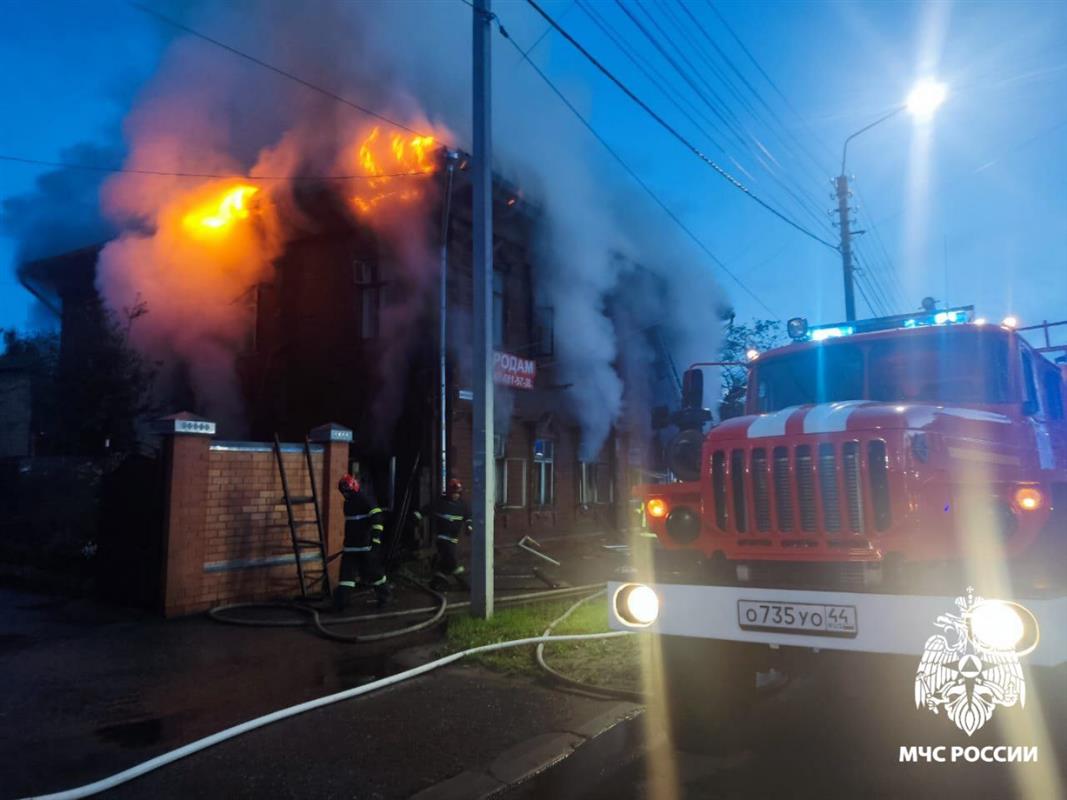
left=788, top=306, right=975, bottom=342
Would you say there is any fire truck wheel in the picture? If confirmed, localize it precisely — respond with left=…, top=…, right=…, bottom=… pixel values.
left=657, top=635, right=762, bottom=754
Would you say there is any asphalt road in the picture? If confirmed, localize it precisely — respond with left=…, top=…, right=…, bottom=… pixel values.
left=512, top=652, right=1067, bottom=800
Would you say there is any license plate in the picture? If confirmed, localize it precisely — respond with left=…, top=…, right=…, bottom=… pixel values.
left=737, top=599, right=858, bottom=638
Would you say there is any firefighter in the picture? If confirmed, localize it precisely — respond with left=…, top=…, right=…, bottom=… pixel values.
left=428, top=478, right=472, bottom=591
left=336, top=474, right=392, bottom=610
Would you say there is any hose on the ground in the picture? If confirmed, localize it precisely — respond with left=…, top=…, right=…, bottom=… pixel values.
left=207, top=573, right=447, bottom=643
left=207, top=581, right=608, bottom=639
left=18, top=629, right=632, bottom=800
left=535, top=590, right=645, bottom=702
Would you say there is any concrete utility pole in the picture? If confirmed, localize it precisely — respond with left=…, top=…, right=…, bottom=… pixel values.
left=471, top=0, right=494, bottom=618
left=439, top=151, right=459, bottom=497
left=835, top=174, right=856, bottom=322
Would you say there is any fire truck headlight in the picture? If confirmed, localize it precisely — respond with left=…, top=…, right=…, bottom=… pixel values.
left=970, top=600, right=1039, bottom=654
left=615, top=583, right=659, bottom=627
left=646, top=498, right=668, bottom=519
left=665, top=506, right=700, bottom=543
left=1013, top=487, right=1044, bottom=511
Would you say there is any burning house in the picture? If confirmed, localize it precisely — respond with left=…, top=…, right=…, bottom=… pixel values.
left=17, top=137, right=678, bottom=542
left=6, top=1, right=728, bottom=558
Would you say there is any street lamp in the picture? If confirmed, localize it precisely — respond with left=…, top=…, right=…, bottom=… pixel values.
left=836, top=79, right=947, bottom=321
left=906, top=79, right=948, bottom=121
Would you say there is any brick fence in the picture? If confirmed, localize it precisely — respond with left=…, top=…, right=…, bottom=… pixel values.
left=156, top=415, right=351, bottom=617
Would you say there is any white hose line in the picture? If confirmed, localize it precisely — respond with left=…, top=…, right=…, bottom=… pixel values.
left=535, top=592, right=645, bottom=702
left=19, top=630, right=632, bottom=800
left=209, top=582, right=609, bottom=627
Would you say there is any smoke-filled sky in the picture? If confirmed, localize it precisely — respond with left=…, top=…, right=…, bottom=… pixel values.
left=2, top=0, right=1066, bottom=333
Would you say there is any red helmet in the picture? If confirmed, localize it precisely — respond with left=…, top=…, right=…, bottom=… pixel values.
left=447, top=478, right=463, bottom=494
left=338, top=474, right=360, bottom=494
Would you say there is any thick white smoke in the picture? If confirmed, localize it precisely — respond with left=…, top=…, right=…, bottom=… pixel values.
left=24, top=0, right=727, bottom=446
left=347, top=1, right=728, bottom=457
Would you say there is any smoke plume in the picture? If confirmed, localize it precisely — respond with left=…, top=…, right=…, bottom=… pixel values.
left=11, top=0, right=728, bottom=446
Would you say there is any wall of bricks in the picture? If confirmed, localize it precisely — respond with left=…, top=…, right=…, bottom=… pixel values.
left=158, top=422, right=350, bottom=617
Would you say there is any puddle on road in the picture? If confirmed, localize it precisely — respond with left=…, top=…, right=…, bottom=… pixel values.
left=90, top=651, right=393, bottom=751
left=95, top=713, right=190, bottom=748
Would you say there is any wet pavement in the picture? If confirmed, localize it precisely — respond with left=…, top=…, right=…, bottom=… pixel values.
left=516, top=651, right=1067, bottom=800
left=0, top=586, right=411, bottom=798
left=1, top=532, right=629, bottom=799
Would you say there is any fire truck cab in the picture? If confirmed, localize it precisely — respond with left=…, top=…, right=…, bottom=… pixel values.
left=613, top=307, right=1067, bottom=749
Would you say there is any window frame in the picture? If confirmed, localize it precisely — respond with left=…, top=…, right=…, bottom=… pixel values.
left=495, top=456, right=528, bottom=509
left=353, top=258, right=383, bottom=340
left=533, top=438, right=555, bottom=507
left=580, top=460, right=613, bottom=506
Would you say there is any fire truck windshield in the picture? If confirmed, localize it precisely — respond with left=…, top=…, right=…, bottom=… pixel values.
left=753, top=330, right=1013, bottom=412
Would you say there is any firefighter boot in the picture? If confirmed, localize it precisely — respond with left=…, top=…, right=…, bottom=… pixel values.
left=374, top=580, right=394, bottom=609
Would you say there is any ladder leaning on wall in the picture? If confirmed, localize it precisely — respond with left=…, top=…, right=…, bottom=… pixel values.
left=273, top=435, right=332, bottom=601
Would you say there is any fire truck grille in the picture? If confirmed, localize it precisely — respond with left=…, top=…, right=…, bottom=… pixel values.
left=772, top=447, right=793, bottom=532
left=796, top=445, right=816, bottom=531
left=712, top=439, right=892, bottom=538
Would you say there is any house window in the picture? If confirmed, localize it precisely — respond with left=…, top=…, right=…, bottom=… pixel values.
left=240, top=283, right=268, bottom=354
left=495, top=457, right=527, bottom=508
left=493, top=271, right=505, bottom=348
left=533, top=306, right=554, bottom=358
left=533, top=438, right=555, bottom=506
left=353, top=259, right=381, bottom=339
left=580, top=461, right=613, bottom=505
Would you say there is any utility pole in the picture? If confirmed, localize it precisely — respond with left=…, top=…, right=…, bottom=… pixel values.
left=438, top=151, right=459, bottom=498
left=471, top=0, right=494, bottom=618
left=835, top=173, right=856, bottom=322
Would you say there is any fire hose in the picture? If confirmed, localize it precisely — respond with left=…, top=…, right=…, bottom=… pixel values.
left=17, top=626, right=632, bottom=800
left=207, top=580, right=609, bottom=642
left=535, top=589, right=645, bottom=702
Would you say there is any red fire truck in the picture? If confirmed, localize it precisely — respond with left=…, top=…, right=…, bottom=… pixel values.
left=611, top=307, right=1067, bottom=748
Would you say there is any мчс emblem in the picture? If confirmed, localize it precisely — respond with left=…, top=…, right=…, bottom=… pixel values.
left=915, top=588, right=1036, bottom=736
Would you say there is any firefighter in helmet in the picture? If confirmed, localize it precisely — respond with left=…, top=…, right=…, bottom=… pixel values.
left=336, top=474, right=392, bottom=610
left=428, top=478, right=472, bottom=591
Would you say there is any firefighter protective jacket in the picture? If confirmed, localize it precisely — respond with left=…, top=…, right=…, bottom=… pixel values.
left=428, top=496, right=471, bottom=543
left=343, top=492, right=385, bottom=549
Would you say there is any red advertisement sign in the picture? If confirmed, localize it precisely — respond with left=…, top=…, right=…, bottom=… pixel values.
left=493, top=351, right=536, bottom=390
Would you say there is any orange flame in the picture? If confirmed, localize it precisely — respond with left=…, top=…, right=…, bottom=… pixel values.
left=350, top=127, right=438, bottom=216
left=182, top=184, right=260, bottom=235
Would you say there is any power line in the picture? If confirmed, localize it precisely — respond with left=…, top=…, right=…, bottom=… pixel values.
left=850, top=187, right=907, bottom=308
left=523, top=0, right=839, bottom=251
left=0, top=154, right=434, bottom=182
left=853, top=252, right=895, bottom=315
left=128, top=2, right=435, bottom=140
left=494, top=18, right=779, bottom=318
left=623, top=0, right=838, bottom=239
left=853, top=272, right=882, bottom=317
left=661, top=0, right=840, bottom=237
left=621, top=0, right=839, bottom=239
left=577, top=0, right=729, bottom=155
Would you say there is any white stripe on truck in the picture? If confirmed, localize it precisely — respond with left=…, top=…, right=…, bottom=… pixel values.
left=746, top=406, right=800, bottom=438
left=801, top=400, right=868, bottom=434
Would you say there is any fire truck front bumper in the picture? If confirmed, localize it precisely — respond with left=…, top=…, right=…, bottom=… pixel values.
left=608, top=581, right=1067, bottom=667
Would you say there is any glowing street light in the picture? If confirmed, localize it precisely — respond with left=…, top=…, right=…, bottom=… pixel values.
left=837, top=78, right=948, bottom=320
left=906, top=79, right=948, bottom=121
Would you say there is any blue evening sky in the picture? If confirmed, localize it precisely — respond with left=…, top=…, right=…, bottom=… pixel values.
left=2, top=0, right=1065, bottom=337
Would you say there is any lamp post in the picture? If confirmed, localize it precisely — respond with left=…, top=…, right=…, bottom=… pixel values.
left=836, top=79, right=947, bottom=321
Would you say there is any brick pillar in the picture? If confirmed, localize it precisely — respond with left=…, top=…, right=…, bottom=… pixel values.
left=155, top=413, right=215, bottom=617
left=309, top=422, right=353, bottom=588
